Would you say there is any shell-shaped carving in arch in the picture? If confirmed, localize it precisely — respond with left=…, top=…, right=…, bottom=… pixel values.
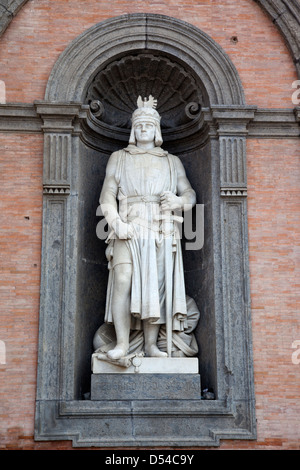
left=85, top=53, right=204, bottom=129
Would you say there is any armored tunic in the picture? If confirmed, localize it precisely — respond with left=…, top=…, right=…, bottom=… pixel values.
left=104, top=144, right=188, bottom=332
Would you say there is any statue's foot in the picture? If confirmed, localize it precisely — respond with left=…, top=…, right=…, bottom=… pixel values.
left=145, top=344, right=168, bottom=358
left=107, top=346, right=128, bottom=360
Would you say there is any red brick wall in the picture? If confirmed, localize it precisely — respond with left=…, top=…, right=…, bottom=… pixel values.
left=0, top=0, right=297, bottom=106
left=0, top=0, right=299, bottom=449
left=0, top=134, right=45, bottom=448
left=247, top=139, right=300, bottom=449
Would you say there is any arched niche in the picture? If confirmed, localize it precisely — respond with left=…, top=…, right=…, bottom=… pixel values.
left=45, top=14, right=245, bottom=105
left=35, top=14, right=256, bottom=447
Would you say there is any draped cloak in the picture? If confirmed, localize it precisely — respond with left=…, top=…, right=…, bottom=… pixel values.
left=103, top=145, right=199, bottom=341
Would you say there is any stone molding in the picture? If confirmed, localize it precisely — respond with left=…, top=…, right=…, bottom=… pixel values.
left=248, top=108, right=300, bottom=138
left=0, top=0, right=27, bottom=38
left=35, top=102, right=87, bottom=133
left=1, top=1, right=299, bottom=78
left=45, top=14, right=245, bottom=106
left=254, top=0, right=300, bottom=77
left=34, top=102, right=88, bottom=196
left=35, top=398, right=255, bottom=447
left=0, top=103, right=41, bottom=133
left=0, top=103, right=299, bottom=139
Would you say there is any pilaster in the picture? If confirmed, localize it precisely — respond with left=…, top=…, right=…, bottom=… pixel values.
left=35, top=102, right=87, bottom=401
left=208, top=107, right=254, bottom=396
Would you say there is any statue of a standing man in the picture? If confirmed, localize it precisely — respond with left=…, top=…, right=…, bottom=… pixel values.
left=98, top=96, right=199, bottom=361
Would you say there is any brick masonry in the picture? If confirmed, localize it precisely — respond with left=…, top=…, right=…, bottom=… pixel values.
left=0, top=0, right=299, bottom=449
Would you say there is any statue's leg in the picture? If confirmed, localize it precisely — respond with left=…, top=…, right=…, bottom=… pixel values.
left=143, top=322, right=168, bottom=357
left=107, top=262, right=132, bottom=360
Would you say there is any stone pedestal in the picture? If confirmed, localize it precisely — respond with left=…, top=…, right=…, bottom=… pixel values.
left=91, top=373, right=201, bottom=400
left=91, top=354, right=199, bottom=374
left=90, top=356, right=201, bottom=400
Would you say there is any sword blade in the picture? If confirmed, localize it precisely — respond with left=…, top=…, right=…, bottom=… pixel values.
left=163, top=210, right=173, bottom=358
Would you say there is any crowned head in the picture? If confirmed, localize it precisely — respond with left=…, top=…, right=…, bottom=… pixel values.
left=129, top=95, right=163, bottom=147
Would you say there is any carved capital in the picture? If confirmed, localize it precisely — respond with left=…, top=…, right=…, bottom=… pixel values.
left=35, top=102, right=88, bottom=196
left=210, top=105, right=256, bottom=136
left=35, top=101, right=87, bottom=133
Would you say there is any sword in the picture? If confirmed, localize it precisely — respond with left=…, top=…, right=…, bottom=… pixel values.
left=156, top=210, right=183, bottom=357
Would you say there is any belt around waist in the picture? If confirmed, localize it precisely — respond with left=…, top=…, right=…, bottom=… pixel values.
left=123, top=195, right=161, bottom=204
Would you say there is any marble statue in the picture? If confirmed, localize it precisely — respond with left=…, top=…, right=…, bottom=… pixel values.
left=94, top=96, right=200, bottom=364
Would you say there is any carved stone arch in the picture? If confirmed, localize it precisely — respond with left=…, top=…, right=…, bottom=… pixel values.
left=35, top=13, right=257, bottom=447
left=1, top=1, right=299, bottom=78
left=254, top=0, right=300, bottom=77
left=45, top=13, right=245, bottom=106
left=1, top=1, right=299, bottom=77
left=44, top=13, right=247, bottom=155
left=0, top=0, right=29, bottom=38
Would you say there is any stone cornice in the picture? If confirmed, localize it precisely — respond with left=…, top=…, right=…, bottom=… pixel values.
left=205, top=105, right=257, bottom=136
left=0, top=103, right=299, bottom=139
left=34, top=101, right=88, bottom=133
left=0, top=103, right=41, bottom=132
left=203, top=105, right=300, bottom=139
left=248, top=107, right=300, bottom=138
left=0, top=102, right=88, bottom=134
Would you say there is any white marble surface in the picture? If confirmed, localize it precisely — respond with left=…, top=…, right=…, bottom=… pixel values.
left=97, top=96, right=198, bottom=364
left=92, top=354, right=199, bottom=374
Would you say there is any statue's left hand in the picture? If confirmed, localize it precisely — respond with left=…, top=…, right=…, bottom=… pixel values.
left=160, top=191, right=183, bottom=211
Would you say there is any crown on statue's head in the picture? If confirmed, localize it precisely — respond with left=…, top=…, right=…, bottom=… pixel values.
left=137, top=95, right=158, bottom=109
left=132, top=95, right=161, bottom=125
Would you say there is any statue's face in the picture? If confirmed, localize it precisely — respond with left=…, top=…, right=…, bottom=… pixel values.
left=134, top=121, right=156, bottom=145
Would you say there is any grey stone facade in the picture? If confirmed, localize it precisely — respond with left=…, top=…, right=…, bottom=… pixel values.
left=0, top=0, right=299, bottom=450
left=33, top=14, right=260, bottom=447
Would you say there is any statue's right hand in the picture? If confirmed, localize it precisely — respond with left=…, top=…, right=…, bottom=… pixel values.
left=113, top=220, right=134, bottom=240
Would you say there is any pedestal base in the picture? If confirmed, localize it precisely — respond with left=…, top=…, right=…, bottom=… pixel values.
left=91, top=354, right=199, bottom=374
left=91, top=373, right=201, bottom=400
left=90, top=356, right=201, bottom=400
